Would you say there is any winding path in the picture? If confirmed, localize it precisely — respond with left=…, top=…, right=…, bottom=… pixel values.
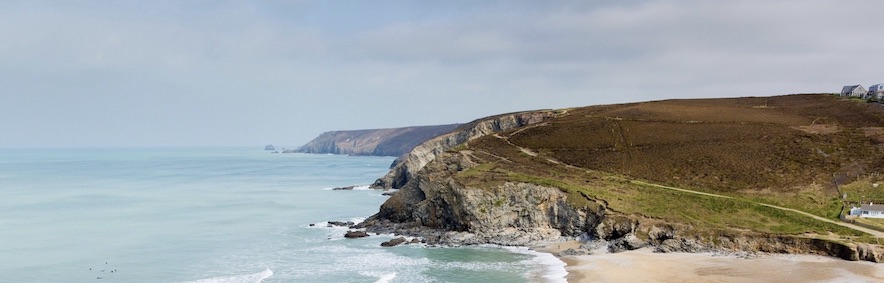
left=493, top=123, right=884, bottom=239
left=631, top=180, right=884, bottom=238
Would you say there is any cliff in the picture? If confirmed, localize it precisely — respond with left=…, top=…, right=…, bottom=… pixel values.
left=297, top=124, right=461, bottom=157
left=370, top=110, right=560, bottom=189
left=360, top=94, right=884, bottom=262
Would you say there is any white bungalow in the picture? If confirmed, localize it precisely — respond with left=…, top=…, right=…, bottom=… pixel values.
left=841, top=85, right=867, bottom=97
left=849, top=203, right=884, bottom=218
left=867, top=83, right=884, bottom=100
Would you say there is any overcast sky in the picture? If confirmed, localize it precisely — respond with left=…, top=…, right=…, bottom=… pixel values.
left=2, top=0, right=882, bottom=148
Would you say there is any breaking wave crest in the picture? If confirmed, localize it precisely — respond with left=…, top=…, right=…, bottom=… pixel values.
left=186, top=267, right=273, bottom=283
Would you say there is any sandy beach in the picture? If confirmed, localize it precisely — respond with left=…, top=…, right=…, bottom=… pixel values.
left=538, top=242, right=883, bottom=283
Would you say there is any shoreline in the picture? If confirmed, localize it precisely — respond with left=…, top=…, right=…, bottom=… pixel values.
left=534, top=242, right=883, bottom=283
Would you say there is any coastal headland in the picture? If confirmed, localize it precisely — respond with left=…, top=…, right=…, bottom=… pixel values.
left=352, top=94, right=884, bottom=266
left=297, top=124, right=461, bottom=157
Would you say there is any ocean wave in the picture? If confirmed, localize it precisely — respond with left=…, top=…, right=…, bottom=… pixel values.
left=359, top=271, right=397, bottom=283
left=504, top=246, right=568, bottom=283
left=349, top=217, right=367, bottom=224
left=184, top=267, right=273, bottom=283
left=321, top=185, right=371, bottom=191
left=289, top=244, right=429, bottom=280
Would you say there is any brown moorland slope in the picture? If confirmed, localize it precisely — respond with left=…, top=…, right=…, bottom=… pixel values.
left=365, top=94, right=884, bottom=261
left=460, top=94, right=884, bottom=233
left=507, top=95, right=884, bottom=197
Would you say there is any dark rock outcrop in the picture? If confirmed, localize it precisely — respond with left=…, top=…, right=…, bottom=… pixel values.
left=380, top=237, right=407, bottom=247
left=344, top=231, right=369, bottom=238
left=328, top=221, right=355, bottom=227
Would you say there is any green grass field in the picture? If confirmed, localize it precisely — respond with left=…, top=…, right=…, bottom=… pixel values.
left=841, top=177, right=884, bottom=205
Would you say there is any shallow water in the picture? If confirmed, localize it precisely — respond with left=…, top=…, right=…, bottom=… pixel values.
left=0, top=148, right=564, bottom=282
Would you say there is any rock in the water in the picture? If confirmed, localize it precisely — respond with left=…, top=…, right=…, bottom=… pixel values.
left=381, top=190, right=397, bottom=196
left=344, top=231, right=369, bottom=238
left=409, top=238, right=421, bottom=244
left=328, top=221, right=355, bottom=227
left=333, top=186, right=357, bottom=190
left=264, top=144, right=275, bottom=150
left=381, top=237, right=407, bottom=247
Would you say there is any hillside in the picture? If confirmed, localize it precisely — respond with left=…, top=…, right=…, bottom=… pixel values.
left=362, top=94, right=884, bottom=261
left=297, top=124, right=461, bottom=157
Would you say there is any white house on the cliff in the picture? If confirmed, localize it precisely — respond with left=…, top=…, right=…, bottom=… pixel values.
left=868, top=83, right=884, bottom=100
left=841, top=85, right=867, bottom=98
left=850, top=203, right=884, bottom=218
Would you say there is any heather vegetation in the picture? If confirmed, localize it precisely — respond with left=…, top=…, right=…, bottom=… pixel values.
left=454, top=94, right=884, bottom=239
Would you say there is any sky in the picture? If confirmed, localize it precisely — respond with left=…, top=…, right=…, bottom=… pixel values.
left=2, top=0, right=883, bottom=148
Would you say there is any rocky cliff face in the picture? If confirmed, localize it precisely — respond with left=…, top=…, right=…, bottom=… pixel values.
left=591, top=215, right=884, bottom=262
left=360, top=95, right=884, bottom=263
left=297, top=124, right=460, bottom=157
left=370, top=110, right=558, bottom=189
left=365, top=151, right=598, bottom=245
left=361, top=148, right=884, bottom=262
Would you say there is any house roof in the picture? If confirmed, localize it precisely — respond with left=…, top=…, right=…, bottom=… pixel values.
left=859, top=204, right=884, bottom=211
left=842, top=85, right=862, bottom=93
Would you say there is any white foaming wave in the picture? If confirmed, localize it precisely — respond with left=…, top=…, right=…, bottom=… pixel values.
left=359, top=271, right=397, bottom=283
left=504, top=246, right=568, bottom=283
left=305, top=221, right=327, bottom=228
left=185, top=267, right=273, bottom=283
left=292, top=244, right=428, bottom=281
left=434, top=260, right=518, bottom=272
left=305, top=217, right=365, bottom=229
left=321, top=185, right=371, bottom=191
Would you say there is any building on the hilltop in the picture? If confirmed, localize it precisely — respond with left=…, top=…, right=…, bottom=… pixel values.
left=868, top=83, right=884, bottom=100
left=841, top=85, right=867, bottom=98
left=849, top=202, right=884, bottom=218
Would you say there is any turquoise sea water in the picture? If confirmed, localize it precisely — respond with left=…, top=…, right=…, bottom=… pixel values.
left=0, top=148, right=564, bottom=282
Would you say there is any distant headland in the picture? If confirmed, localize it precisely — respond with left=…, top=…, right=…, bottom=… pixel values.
left=296, top=124, right=461, bottom=157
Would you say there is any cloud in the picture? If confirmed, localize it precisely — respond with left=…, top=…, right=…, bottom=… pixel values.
left=1, top=0, right=883, bottom=147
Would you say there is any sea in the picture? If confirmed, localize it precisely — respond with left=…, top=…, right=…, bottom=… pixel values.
left=0, top=147, right=566, bottom=283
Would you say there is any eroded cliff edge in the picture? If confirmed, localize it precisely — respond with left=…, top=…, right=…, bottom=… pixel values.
left=370, top=110, right=559, bottom=189
left=360, top=95, right=884, bottom=262
left=362, top=151, right=884, bottom=262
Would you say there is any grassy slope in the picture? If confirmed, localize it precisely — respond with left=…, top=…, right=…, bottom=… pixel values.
left=453, top=94, right=884, bottom=240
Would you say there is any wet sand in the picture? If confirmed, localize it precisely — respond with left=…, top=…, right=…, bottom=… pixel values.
left=558, top=248, right=883, bottom=283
